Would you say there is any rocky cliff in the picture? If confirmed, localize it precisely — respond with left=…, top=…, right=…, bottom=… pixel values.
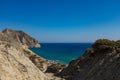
left=4, top=28, right=120, bottom=80
left=0, top=33, right=47, bottom=80
left=2, top=28, right=120, bottom=80
left=0, top=30, right=65, bottom=80
left=60, top=39, right=120, bottom=80
left=2, top=29, right=40, bottom=48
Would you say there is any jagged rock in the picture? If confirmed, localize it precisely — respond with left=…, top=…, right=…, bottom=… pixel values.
left=2, top=29, right=40, bottom=48
left=60, top=39, right=120, bottom=80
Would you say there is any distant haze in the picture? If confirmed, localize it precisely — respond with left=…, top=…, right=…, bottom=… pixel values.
left=0, top=0, right=120, bottom=43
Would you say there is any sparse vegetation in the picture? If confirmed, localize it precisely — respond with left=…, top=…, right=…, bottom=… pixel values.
left=92, top=39, right=120, bottom=53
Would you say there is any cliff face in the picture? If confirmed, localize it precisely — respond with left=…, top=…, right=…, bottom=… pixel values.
left=0, top=33, right=47, bottom=80
left=2, top=29, right=40, bottom=48
left=60, top=39, right=120, bottom=80
left=0, top=31, right=65, bottom=80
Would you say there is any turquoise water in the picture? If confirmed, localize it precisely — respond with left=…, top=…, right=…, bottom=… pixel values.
left=30, top=43, right=92, bottom=64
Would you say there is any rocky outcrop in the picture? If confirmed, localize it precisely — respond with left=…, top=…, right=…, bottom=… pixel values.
left=0, top=31, right=65, bottom=80
left=2, top=29, right=40, bottom=48
left=60, top=39, right=120, bottom=80
left=0, top=33, right=47, bottom=80
left=23, top=48, right=50, bottom=72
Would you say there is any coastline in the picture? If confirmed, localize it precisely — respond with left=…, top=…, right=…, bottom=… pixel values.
left=29, top=43, right=92, bottom=64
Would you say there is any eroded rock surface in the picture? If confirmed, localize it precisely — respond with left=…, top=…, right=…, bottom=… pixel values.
left=0, top=33, right=47, bottom=80
left=60, top=39, right=120, bottom=80
left=2, top=29, right=40, bottom=48
left=0, top=31, right=65, bottom=80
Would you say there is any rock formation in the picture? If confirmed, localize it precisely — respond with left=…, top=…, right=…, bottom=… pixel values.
left=0, top=30, right=65, bottom=80
left=60, top=39, right=120, bottom=80
left=3, top=28, right=120, bottom=80
left=2, top=28, right=40, bottom=48
left=0, top=33, right=47, bottom=80
left=2, top=28, right=120, bottom=80
left=23, top=48, right=50, bottom=72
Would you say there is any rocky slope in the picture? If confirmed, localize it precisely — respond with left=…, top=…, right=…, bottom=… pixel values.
left=60, top=39, right=120, bottom=80
left=3, top=28, right=120, bottom=80
left=2, top=29, right=40, bottom=48
left=22, top=44, right=65, bottom=80
left=0, top=33, right=47, bottom=80
left=0, top=30, right=65, bottom=80
left=23, top=48, right=51, bottom=72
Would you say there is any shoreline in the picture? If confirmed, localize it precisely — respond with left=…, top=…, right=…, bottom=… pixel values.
left=48, top=60, right=68, bottom=65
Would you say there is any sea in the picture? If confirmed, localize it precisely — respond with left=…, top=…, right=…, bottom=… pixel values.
left=30, top=43, right=92, bottom=64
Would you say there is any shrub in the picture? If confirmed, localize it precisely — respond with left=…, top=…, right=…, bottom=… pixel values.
left=92, top=39, right=115, bottom=53
left=92, top=39, right=114, bottom=47
left=115, top=40, right=120, bottom=48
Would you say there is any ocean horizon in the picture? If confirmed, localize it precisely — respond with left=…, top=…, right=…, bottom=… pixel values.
left=30, top=43, right=92, bottom=64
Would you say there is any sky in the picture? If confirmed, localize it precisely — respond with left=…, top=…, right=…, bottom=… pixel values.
left=0, top=0, right=120, bottom=43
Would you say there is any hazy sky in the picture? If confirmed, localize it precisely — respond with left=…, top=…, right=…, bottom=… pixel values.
left=0, top=0, right=120, bottom=43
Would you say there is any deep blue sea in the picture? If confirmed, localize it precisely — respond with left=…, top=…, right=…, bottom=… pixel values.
left=30, top=43, right=92, bottom=64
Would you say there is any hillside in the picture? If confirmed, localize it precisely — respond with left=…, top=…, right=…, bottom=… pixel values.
left=60, top=39, right=120, bottom=80
left=0, top=30, right=65, bottom=80
left=2, top=29, right=40, bottom=48
left=2, top=28, right=120, bottom=80
left=0, top=33, right=47, bottom=80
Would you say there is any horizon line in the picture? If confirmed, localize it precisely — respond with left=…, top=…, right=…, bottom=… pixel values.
left=39, top=42, right=93, bottom=43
